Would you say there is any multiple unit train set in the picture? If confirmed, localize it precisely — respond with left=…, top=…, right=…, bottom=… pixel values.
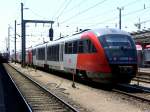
left=11, top=28, right=138, bottom=84
left=0, top=52, right=9, bottom=63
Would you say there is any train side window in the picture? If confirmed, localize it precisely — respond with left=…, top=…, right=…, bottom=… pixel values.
left=38, top=48, right=45, bottom=60
left=47, top=45, right=59, bottom=61
left=54, top=45, right=59, bottom=61
left=65, top=43, right=68, bottom=54
left=52, top=46, right=55, bottom=61
left=65, top=41, right=77, bottom=54
left=91, top=44, right=97, bottom=52
left=50, top=46, right=53, bottom=60
left=73, top=41, right=77, bottom=54
left=84, top=39, right=97, bottom=53
left=37, top=48, right=40, bottom=60
left=49, top=46, right=52, bottom=60
left=68, top=43, right=72, bottom=54
left=41, top=48, right=45, bottom=60
left=78, top=40, right=84, bottom=53
left=32, top=49, right=36, bottom=55
left=47, top=46, right=51, bottom=60
left=84, top=39, right=90, bottom=53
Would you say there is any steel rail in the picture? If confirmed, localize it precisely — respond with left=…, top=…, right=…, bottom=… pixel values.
left=7, top=72, right=33, bottom=112
left=113, top=84, right=150, bottom=103
left=8, top=63, right=80, bottom=112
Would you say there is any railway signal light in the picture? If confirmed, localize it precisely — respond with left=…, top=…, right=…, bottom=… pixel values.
left=49, top=28, right=53, bottom=41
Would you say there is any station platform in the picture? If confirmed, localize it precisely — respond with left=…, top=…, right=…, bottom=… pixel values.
left=138, top=68, right=150, bottom=75
left=0, top=75, right=5, bottom=112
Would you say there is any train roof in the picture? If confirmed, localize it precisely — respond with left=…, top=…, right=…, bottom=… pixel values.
left=136, top=44, right=142, bottom=50
left=145, top=44, right=150, bottom=48
left=90, top=28, right=130, bottom=37
left=32, top=28, right=131, bottom=48
left=57, top=28, right=130, bottom=40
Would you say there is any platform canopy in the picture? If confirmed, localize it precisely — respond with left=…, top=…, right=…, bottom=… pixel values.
left=130, top=29, right=150, bottom=44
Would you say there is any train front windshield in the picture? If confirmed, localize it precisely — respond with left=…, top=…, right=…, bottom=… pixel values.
left=100, top=34, right=134, bottom=49
left=99, top=34, right=137, bottom=64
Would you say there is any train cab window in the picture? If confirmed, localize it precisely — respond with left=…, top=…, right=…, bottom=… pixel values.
left=99, top=34, right=134, bottom=49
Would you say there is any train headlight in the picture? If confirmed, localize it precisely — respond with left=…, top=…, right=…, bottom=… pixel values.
left=113, top=57, right=117, bottom=61
left=128, top=57, right=133, bottom=61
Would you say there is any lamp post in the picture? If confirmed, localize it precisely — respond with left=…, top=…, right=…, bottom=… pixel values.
left=14, top=20, right=16, bottom=63
left=117, top=7, right=124, bottom=29
left=8, top=25, right=11, bottom=56
left=21, top=2, right=25, bottom=67
left=8, top=25, right=13, bottom=58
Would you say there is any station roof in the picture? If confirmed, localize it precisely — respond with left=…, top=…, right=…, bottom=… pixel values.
left=130, top=29, right=150, bottom=44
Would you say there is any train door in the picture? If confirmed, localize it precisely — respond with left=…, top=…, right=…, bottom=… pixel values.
left=32, top=48, right=36, bottom=65
left=63, top=41, right=78, bottom=73
left=59, top=42, right=64, bottom=70
left=28, top=49, right=32, bottom=64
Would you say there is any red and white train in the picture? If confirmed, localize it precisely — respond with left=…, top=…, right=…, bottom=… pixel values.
left=143, top=44, right=150, bottom=66
left=136, top=44, right=150, bottom=67
left=11, top=28, right=138, bottom=84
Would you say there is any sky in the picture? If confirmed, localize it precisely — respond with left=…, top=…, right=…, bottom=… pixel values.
left=0, top=0, right=150, bottom=53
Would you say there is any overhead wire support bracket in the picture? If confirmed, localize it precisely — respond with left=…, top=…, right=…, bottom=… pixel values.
left=21, top=2, right=54, bottom=67
left=24, top=20, right=54, bottom=24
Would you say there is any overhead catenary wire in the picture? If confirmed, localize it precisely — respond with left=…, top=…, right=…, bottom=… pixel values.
left=60, top=0, right=108, bottom=24
left=13, top=0, right=150, bottom=44
left=80, top=0, right=139, bottom=22
left=18, top=0, right=142, bottom=29
left=56, top=0, right=73, bottom=20
left=122, top=0, right=139, bottom=7
left=28, top=9, right=48, bottom=20
left=84, top=5, right=150, bottom=28
left=62, top=0, right=90, bottom=15
left=123, top=6, right=150, bottom=17
left=53, top=0, right=71, bottom=20
left=59, top=0, right=140, bottom=27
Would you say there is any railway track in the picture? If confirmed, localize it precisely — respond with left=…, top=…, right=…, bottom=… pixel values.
left=133, top=77, right=150, bottom=83
left=133, top=72, right=150, bottom=84
left=113, top=84, right=150, bottom=103
left=4, top=63, right=81, bottom=112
